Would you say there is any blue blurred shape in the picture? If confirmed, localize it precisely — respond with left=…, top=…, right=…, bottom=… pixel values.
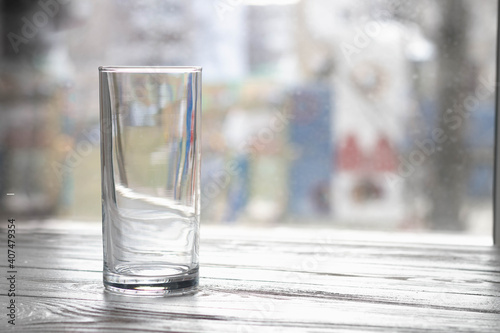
left=287, top=84, right=333, bottom=217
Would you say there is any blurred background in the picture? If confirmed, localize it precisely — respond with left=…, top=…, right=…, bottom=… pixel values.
left=0, top=0, right=497, bottom=239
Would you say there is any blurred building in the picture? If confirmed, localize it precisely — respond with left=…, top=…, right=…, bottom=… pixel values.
left=0, top=0, right=496, bottom=235
left=0, top=0, right=74, bottom=217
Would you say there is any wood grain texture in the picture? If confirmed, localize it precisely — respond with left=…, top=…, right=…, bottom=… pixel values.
left=0, top=225, right=499, bottom=332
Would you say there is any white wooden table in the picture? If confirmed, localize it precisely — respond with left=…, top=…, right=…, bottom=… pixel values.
left=0, top=223, right=499, bottom=332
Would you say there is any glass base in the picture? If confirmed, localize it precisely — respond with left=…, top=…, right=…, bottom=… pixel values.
left=104, top=265, right=198, bottom=297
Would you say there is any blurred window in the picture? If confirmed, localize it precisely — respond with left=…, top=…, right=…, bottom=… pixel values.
left=0, top=0, right=497, bottom=242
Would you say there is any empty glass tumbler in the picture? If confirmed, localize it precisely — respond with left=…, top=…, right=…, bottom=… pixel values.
left=99, top=66, right=201, bottom=296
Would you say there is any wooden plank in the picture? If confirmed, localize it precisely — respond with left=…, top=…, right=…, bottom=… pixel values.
left=0, top=226, right=499, bottom=332
left=2, top=294, right=499, bottom=333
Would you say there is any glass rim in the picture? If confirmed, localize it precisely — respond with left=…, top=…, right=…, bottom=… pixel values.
left=98, top=66, right=202, bottom=73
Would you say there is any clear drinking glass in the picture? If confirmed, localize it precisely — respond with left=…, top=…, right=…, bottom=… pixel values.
left=99, top=66, right=201, bottom=296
